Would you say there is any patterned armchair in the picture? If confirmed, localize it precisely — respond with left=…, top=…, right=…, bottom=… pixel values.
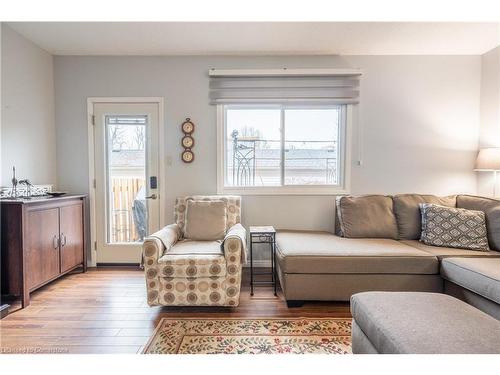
left=143, top=196, right=246, bottom=307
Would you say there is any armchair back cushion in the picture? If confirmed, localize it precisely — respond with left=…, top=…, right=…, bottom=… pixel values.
left=174, top=195, right=241, bottom=238
left=184, top=200, right=227, bottom=240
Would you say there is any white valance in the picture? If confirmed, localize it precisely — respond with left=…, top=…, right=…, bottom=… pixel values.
left=208, top=68, right=362, bottom=105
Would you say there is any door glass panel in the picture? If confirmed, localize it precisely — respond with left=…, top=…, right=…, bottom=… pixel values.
left=106, top=115, right=148, bottom=244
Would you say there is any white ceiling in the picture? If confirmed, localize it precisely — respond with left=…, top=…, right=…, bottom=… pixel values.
left=7, top=22, right=500, bottom=56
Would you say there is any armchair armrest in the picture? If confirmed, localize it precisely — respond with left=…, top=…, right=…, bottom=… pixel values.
left=222, top=223, right=247, bottom=265
left=143, top=224, right=180, bottom=306
left=143, top=224, right=181, bottom=263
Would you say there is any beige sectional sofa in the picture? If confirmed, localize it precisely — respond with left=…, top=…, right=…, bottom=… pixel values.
left=276, top=194, right=500, bottom=315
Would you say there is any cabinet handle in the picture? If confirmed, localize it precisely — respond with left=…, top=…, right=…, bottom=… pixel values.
left=61, top=233, right=67, bottom=247
left=53, top=235, right=59, bottom=249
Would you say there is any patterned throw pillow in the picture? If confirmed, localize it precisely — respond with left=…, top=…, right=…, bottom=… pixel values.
left=419, top=203, right=489, bottom=251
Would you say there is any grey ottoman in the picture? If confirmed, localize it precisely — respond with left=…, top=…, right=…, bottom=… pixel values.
left=350, top=292, right=500, bottom=354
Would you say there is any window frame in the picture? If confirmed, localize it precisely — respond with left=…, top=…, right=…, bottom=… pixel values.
left=216, top=103, right=353, bottom=196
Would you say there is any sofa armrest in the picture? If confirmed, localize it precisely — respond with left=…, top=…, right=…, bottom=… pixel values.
left=143, top=224, right=181, bottom=263
left=222, top=223, right=247, bottom=265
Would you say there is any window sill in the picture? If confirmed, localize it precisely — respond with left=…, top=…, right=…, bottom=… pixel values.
left=217, top=185, right=350, bottom=196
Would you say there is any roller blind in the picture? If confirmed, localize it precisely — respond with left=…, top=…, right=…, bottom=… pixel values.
left=209, top=68, right=361, bottom=105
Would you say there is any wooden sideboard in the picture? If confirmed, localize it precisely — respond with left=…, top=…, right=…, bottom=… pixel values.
left=1, top=195, right=87, bottom=308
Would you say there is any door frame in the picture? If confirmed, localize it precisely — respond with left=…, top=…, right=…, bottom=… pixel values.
left=87, top=97, right=165, bottom=267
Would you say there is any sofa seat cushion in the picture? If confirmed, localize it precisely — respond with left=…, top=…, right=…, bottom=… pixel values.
left=402, top=240, right=500, bottom=259
left=158, top=240, right=226, bottom=277
left=276, top=231, right=438, bottom=274
left=441, top=258, right=500, bottom=304
left=350, top=292, right=500, bottom=354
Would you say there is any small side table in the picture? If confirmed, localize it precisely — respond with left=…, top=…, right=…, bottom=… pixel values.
left=249, top=226, right=277, bottom=296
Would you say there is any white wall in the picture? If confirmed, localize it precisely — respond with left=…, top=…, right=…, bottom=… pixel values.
left=1, top=24, right=56, bottom=187
left=54, top=55, right=480, bottom=237
left=477, top=46, right=500, bottom=196
left=348, top=56, right=480, bottom=196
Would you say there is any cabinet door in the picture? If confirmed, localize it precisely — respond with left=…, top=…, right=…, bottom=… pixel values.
left=60, top=202, right=84, bottom=273
left=25, top=207, right=60, bottom=290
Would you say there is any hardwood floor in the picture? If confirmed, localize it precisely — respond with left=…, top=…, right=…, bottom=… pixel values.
left=0, top=267, right=351, bottom=354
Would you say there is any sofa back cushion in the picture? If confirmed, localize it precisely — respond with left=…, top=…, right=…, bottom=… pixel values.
left=457, top=195, right=500, bottom=251
left=336, top=195, right=398, bottom=239
left=420, top=203, right=489, bottom=251
left=184, top=200, right=227, bottom=240
left=393, top=194, right=456, bottom=240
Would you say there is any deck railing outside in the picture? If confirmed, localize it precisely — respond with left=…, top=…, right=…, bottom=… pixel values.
left=229, top=139, right=338, bottom=186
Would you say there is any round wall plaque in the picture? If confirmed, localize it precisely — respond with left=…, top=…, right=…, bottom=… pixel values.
left=181, top=149, right=194, bottom=163
left=181, top=118, right=195, bottom=134
left=182, top=135, right=194, bottom=148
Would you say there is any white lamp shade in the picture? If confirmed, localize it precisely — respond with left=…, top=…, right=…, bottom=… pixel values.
left=474, top=148, right=500, bottom=171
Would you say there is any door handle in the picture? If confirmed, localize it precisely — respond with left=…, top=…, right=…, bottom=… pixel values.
left=53, top=235, right=59, bottom=249
left=61, top=233, right=67, bottom=247
left=145, top=194, right=157, bottom=200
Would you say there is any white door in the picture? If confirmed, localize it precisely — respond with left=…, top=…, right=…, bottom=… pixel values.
left=93, top=102, right=161, bottom=263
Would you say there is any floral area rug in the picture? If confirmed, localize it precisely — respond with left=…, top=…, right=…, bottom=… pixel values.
left=143, top=318, right=352, bottom=354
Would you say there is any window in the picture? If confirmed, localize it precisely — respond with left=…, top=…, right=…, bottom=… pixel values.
left=218, top=104, right=351, bottom=195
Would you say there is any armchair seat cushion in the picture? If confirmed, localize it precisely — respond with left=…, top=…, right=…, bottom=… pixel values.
left=158, top=240, right=226, bottom=278
left=164, top=239, right=223, bottom=255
